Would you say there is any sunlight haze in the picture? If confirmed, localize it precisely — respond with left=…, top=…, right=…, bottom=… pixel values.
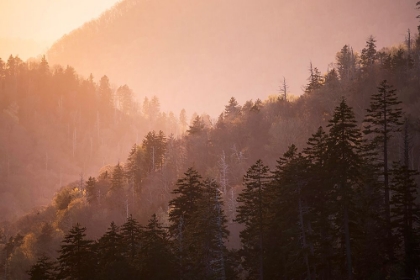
left=0, top=0, right=120, bottom=58
left=1, top=1, right=420, bottom=277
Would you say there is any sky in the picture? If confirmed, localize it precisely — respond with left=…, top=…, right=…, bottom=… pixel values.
left=0, top=0, right=120, bottom=59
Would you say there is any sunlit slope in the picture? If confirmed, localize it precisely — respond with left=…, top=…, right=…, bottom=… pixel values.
left=47, top=0, right=417, bottom=116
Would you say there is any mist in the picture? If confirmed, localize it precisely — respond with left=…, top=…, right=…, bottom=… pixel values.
left=0, top=0, right=420, bottom=279
left=47, top=0, right=417, bottom=116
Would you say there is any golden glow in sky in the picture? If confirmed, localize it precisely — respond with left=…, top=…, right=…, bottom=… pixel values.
left=0, top=0, right=120, bottom=59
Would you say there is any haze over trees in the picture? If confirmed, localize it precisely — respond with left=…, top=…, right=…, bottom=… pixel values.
left=46, top=0, right=417, bottom=115
left=0, top=55, right=188, bottom=220
left=0, top=2, right=420, bottom=280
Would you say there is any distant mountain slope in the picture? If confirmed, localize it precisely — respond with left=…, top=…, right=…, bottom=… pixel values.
left=0, top=55, right=181, bottom=222
left=47, top=0, right=417, bottom=116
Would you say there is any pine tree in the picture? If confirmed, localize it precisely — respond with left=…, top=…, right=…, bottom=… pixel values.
left=27, top=256, right=56, bottom=280
left=140, top=214, right=175, bottom=280
left=391, top=162, right=420, bottom=277
left=187, top=116, right=205, bottom=135
left=224, top=97, right=241, bottom=122
left=279, top=77, right=289, bottom=100
left=303, top=127, right=335, bottom=278
left=110, top=162, right=125, bottom=192
left=98, top=75, right=114, bottom=125
left=156, top=130, right=167, bottom=169
left=236, top=160, right=270, bottom=280
left=351, top=137, right=386, bottom=279
left=120, top=215, right=142, bottom=267
left=168, top=168, right=204, bottom=279
left=390, top=120, right=420, bottom=277
left=190, top=179, right=229, bottom=279
left=305, top=62, right=323, bottom=93
left=98, top=75, right=113, bottom=106
left=336, top=45, right=356, bottom=81
left=363, top=80, right=403, bottom=261
left=116, top=84, right=135, bottom=115
left=96, top=222, right=133, bottom=280
left=326, top=98, right=363, bottom=280
left=361, top=35, right=377, bottom=70
left=107, top=162, right=126, bottom=212
left=269, top=145, right=314, bottom=279
left=125, top=144, right=144, bottom=195
left=85, top=176, right=97, bottom=204
left=179, top=109, right=188, bottom=134
left=142, top=131, right=167, bottom=172
left=57, top=223, right=95, bottom=280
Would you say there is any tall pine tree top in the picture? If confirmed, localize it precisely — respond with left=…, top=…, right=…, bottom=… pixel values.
left=327, top=98, right=363, bottom=185
left=364, top=80, right=403, bottom=144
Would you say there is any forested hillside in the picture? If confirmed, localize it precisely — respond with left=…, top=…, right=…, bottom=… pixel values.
left=2, top=7, right=420, bottom=279
left=0, top=56, right=183, bottom=221
left=46, top=0, right=417, bottom=115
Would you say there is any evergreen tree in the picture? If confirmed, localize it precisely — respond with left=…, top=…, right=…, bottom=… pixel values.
left=361, top=35, right=377, bottom=70
left=303, top=127, right=335, bottom=279
left=142, top=131, right=167, bottom=172
left=140, top=214, right=175, bottom=280
left=336, top=45, right=356, bottom=81
left=85, top=176, right=97, bottom=204
left=279, top=77, right=289, bottom=100
left=96, top=222, right=133, bottom=280
left=236, top=160, right=270, bottom=280
left=187, top=115, right=206, bottom=135
left=98, top=75, right=113, bottom=106
left=57, top=223, right=95, bottom=280
left=120, top=215, right=142, bottom=267
left=125, top=144, right=144, bottom=195
left=110, top=162, right=125, bottom=192
left=305, top=62, right=323, bottom=93
left=391, top=162, right=420, bottom=277
left=179, top=109, right=188, bottom=134
left=148, top=96, right=161, bottom=123
left=363, top=80, right=403, bottom=261
left=168, top=168, right=204, bottom=279
left=98, top=75, right=114, bottom=125
left=116, top=84, right=135, bottom=115
left=390, top=120, right=420, bottom=277
left=268, top=145, right=314, bottom=279
left=224, top=97, right=241, bottom=122
left=107, top=162, right=126, bottom=212
left=326, top=98, right=364, bottom=280
left=352, top=137, right=386, bottom=279
left=156, top=130, right=167, bottom=169
left=190, top=179, right=230, bottom=279
left=27, top=256, right=56, bottom=280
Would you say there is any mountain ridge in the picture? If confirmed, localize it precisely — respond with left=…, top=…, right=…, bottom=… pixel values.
left=47, top=0, right=418, bottom=116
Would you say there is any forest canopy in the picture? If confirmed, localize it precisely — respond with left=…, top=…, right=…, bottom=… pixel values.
left=1, top=9, right=420, bottom=280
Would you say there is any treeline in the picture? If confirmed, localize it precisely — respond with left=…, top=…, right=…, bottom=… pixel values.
left=2, top=12, right=420, bottom=279
left=0, top=54, right=185, bottom=220
left=29, top=169, right=236, bottom=280
left=235, top=91, right=418, bottom=279
left=27, top=90, right=419, bottom=279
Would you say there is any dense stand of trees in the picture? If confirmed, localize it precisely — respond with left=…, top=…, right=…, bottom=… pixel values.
left=0, top=54, right=187, bottom=220
left=2, top=10, right=420, bottom=280
left=233, top=96, right=417, bottom=279
left=28, top=169, right=232, bottom=280
left=25, top=94, right=420, bottom=279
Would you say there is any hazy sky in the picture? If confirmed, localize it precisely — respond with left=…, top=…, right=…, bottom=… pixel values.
left=1, top=0, right=419, bottom=116
left=0, top=0, right=120, bottom=58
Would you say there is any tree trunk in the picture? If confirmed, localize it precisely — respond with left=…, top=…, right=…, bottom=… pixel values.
left=299, top=195, right=311, bottom=280
left=343, top=201, right=353, bottom=280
